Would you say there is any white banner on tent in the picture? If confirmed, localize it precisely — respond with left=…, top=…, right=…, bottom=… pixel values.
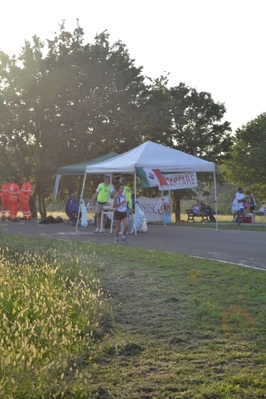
left=159, top=172, right=197, bottom=191
left=138, top=196, right=170, bottom=223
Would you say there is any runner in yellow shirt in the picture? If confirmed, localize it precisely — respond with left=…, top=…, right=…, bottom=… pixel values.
left=89, top=175, right=115, bottom=233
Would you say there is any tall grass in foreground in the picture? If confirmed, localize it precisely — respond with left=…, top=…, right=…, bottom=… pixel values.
left=1, top=234, right=266, bottom=398
left=0, top=242, right=111, bottom=398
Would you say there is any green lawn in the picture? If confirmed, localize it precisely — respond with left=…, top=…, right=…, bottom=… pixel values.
left=0, top=233, right=266, bottom=398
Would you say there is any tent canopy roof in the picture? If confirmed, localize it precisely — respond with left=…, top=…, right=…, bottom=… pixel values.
left=85, top=141, right=215, bottom=174
left=57, top=152, right=119, bottom=176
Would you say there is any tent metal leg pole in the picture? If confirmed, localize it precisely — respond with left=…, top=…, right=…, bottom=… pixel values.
left=213, top=170, right=218, bottom=231
left=134, top=172, right=137, bottom=235
left=161, top=192, right=166, bottom=227
left=51, top=174, right=61, bottom=215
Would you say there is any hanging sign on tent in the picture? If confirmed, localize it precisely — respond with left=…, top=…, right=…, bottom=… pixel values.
left=159, top=172, right=197, bottom=190
left=138, top=196, right=170, bottom=223
left=135, top=167, right=167, bottom=188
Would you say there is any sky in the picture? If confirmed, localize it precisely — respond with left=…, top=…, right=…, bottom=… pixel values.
left=1, top=0, right=265, bottom=132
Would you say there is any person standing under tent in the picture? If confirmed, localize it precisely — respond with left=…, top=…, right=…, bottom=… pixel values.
left=20, top=176, right=32, bottom=220
left=0, top=177, right=10, bottom=220
left=9, top=179, right=21, bottom=222
left=119, top=176, right=134, bottom=233
left=89, top=175, right=115, bottom=233
left=113, top=183, right=129, bottom=244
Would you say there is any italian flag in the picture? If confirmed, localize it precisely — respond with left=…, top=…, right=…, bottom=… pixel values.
left=136, top=167, right=167, bottom=188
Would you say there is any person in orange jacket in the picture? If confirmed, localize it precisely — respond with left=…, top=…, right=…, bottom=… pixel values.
left=20, top=176, right=32, bottom=220
left=9, top=179, right=21, bottom=221
left=0, top=177, right=11, bottom=220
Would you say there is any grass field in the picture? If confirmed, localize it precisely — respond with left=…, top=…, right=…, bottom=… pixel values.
left=26, top=210, right=266, bottom=226
left=53, top=210, right=266, bottom=232
left=1, top=228, right=266, bottom=398
left=14, top=211, right=246, bottom=223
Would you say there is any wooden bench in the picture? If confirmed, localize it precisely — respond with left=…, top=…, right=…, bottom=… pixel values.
left=186, top=209, right=209, bottom=222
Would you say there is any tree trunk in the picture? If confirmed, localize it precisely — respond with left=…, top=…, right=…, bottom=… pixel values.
left=36, top=186, right=47, bottom=219
left=41, top=195, right=47, bottom=218
left=29, top=194, right=37, bottom=219
left=173, top=192, right=181, bottom=222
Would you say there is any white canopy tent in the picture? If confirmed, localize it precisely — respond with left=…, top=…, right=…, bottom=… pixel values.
left=79, top=141, right=218, bottom=230
left=85, top=140, right=215, bottom=174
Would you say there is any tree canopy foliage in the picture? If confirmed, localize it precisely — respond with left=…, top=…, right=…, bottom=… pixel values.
left=0, top=21, right=233, bottom=218
left=224, top=112, right=266, bottom=203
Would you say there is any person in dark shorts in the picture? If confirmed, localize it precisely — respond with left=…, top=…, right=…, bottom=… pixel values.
left=113, top=183, right=128, bottom=244
left=246, top=190, right=256, bottom=221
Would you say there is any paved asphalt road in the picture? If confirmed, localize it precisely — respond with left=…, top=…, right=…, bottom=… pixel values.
left=1, top=219, right=266, bottom=271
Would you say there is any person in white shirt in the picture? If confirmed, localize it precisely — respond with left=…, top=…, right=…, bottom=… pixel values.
left=235, top=187, right=246, bottom=225
left=193, top=200, right=204, bottom=217
left=119, top=177, right=134, bottom=234
left=113, top=183, right=129, bottom=244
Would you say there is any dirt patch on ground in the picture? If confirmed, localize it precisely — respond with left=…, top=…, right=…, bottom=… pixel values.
left=99, top=261, right=191, bottom=341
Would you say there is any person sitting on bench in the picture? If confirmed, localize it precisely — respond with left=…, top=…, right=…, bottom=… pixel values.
left=65, top=193, right=80, bottom=224
left=200, top=200, right=216, bottom=222
left=193, top=200, right=204, bottom=217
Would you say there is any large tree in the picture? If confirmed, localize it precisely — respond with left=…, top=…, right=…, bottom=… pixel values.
left=0, top=22, right=233, bottom=219
left=139, top=80, right=233, bottom=220
left=224, top=112, right=266, bottom=202
left=0, top=23, right=149, bottom=216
